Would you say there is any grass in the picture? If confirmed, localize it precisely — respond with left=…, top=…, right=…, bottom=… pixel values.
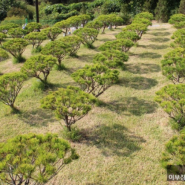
left=0, top=23, right=183, bottom=184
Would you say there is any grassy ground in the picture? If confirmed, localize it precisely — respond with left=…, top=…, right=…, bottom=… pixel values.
left=0, top=22, right=182, bottom=185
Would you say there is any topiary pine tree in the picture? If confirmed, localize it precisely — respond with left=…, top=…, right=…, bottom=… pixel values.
left=42, top=26, right=62, bottom=41
left=24, top=32, right=47, bottom=52
left=25, top=22, right=42, bottom=33
left=115, top=31, right=140, bottom=43
left=161, top=48, right=185, bottom=84
left=134, top=12, right=154, bottom=20
left=171, top=30, right=185, bottom=48
left=73, top=27, right=99, bottom=48
left=71, top=64, right=119, bottom=97
left=99, top=39, right=134, bottom=52
left=96, top=15, right=110, bottom=33
left=85, top=20, right=103, bottom=32
left=179, top=0, right=185, bottom=14
left=0, top=23, right=19, bottom=34
left=0, top=133, right=79, bottom=185
left=54, top=20, right=71, bottom=36
left=21, top=54, right=57, bottom=86
left=41, top=40, right=71, bottom=70
left=161, top=132, right=185, bottom=173
left=77, top=14, right=91, bottom=27
left=132, top=18, right=152, bottom=26
left=123, top=23, right=148, bottom=38
left=169, top=14, right=185, bottom=25
left=59, top=35, right=82, bottom=56
left=155, top=84, right=185, bottom=130
left=93, top=50, right=129, bottom=69
left=0, top=72, right=27, bottom=110
left=8, top=27, right=26, bottom=38
left=2, top=38, right=28, bottom=63
left=41, top=86, right=96, bottom=131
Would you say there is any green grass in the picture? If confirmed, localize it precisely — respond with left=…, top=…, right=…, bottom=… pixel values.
left=0, top=23, right=183, bottom=185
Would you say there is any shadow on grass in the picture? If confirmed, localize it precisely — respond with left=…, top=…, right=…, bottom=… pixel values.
left=149, top=32, right=171, bottom=36
left=78, top=53, right=95, bottom=63
left=82, top=124, right=146, bottom=157
left=18, top=109, right=56, bottom=127
left=99, top=97, right=158, bottom=116
left=150, top=37, right=170, bottom=42
left=138, top=52, right=162, bottom=59
left=126, top=63, right=161, bottom=74
left=118, top=76, right=158, bottom=90
left=98, top=38, right=114, bottom=42
left=138, top=44, right=168, bottom=50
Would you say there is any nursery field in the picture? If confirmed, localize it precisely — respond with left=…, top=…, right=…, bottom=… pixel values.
left=0, top=22, right=182, bottom=185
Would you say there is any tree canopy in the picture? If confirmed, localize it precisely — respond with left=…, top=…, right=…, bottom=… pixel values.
left=0, top=133, right=79, bottom=184
left=71, top=64, right=119, bottom=97
left=0, top=72, right=27, bottom=109
left=41, top=86, right=96, bottom=131
left=21, top=54, right=57, bottom=85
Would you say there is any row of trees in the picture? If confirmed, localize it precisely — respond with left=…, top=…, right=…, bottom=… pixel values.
left=154, top=14, right=185, bottom=175
left=0, top=12, right=152, bottom=184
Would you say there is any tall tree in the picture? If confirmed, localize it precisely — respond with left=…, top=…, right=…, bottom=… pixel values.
left=179, top=0, right=185, bottom=14
left=155, top=0, right=169, bottom=22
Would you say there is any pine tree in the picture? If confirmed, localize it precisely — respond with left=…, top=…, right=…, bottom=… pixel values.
left=179, top=0, right=185, bottom=14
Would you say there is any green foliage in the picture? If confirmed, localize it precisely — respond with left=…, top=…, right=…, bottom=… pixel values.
left=0, top=72, right=27, bottom=109
left=115, top=31, right=140, bottom=42
left=73, top=27, right=99, bottom=48
left=3, top=38, right=28, bottom=62
left=96, top=14, right=123, bottom=33
left=85, top=20, right=103, bottom=32
left=0, top=133, right=79, bottom=184
left=0, top=16, right=25, bottom=26
left=174, top=21, right=185, bottom=29
left=25, top=32, right=47, bottom=49
left=41, top=40, right=71, bottom=68
left=42, top=26, right=62, bottom=41
left=21, top=54, right=57, bottom=85
left=155, top=0, right=168, bottom=22
left=67, top=15, right=82, bottom=29
left=179, top=0, right=185, bottom=14
left=169, top=14, right=185, bottom=24
left=93, top=50, right=129, bottom=69
left=132, top=18, right=152, bottom=26
left=134, top=12, right=154, bottom=20
left=123, top=23, right=148, bottom=38
left=8, top=27, right=26, bottom=38
left=171, top=29, right=185, bottom=48
left=99, top=39, right=134, bottom=52
left=54, top=20, right=71, bottom=36
left=77, top=14, right=91, bottom=27
left=61, top=126, right=82, bottom=142
left=0, top=33, right=6, bottom=44
left=41, top=86, right=96, bottom=131
left=0, top=48, right=9, bottom=61
left=59, top=35, right=82, bottom=56
left=155, top=84, right=185, bottom=130
left=161, top=48, right=185, bottom=84
left=25, top=22, right=42, bottom=33
left=0, top=23, right=19, bottom=33
left=7, top=7, right=27, bottom=17
left=71, top=64, right=119, bottom=97
left=161, top=133, right=185, bottom=170
left=101, top=0, right=121, bottom=14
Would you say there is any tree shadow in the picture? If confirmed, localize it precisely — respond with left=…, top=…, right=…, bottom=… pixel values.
left=118, top=76, right=158, bottom=90
left=150, top=37, right=170, bottom=42
left=149, top=32, right=171, bottom=36
left=98, top=38, right=114, bottom=42
left=126, top=63, right=161, bottom=74
left=99, top=97, right=158, bottom=116
left=82, top=124, right=146, bottom=157
left=138, top=52, right=162, bottom=59
left=18, top=109, right=56, bottom=127
left=138, top=44, right=168, bottom=50
left=78, top=53, right=95, bottom=63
